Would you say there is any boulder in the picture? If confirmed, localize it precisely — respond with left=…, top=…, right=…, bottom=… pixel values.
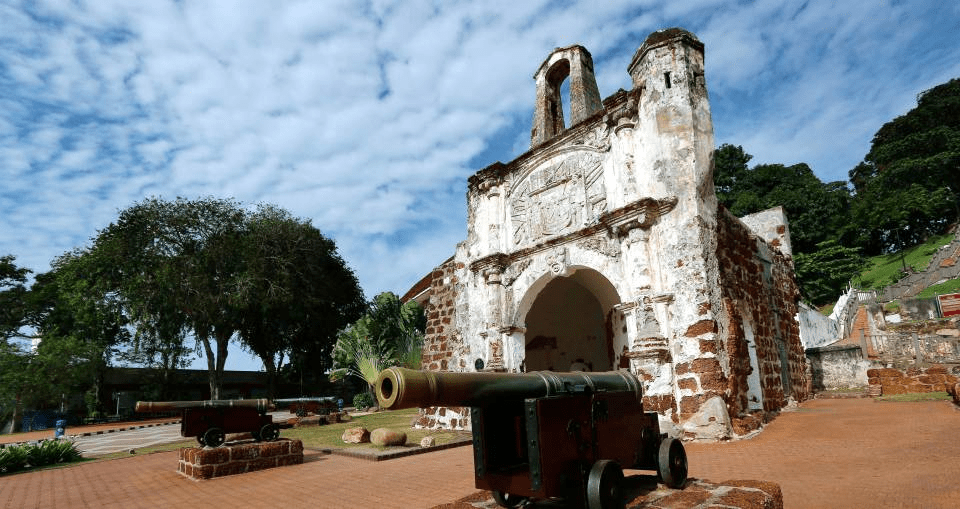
left=370, top=428, right=407, bottom=446
left=341, top=427, right=370, bottom=444
left=420, top=436, right=436, bottom=448
left=681, top=396, right=732, bottom=441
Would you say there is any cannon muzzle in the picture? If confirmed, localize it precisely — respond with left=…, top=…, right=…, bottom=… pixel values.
left=135, top=399, right=274, bottom=413
left=375, top=367, right=642, bottom=410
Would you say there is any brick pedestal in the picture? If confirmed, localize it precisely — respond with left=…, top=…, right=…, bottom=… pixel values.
left=178, top=439, right=303, bottom=480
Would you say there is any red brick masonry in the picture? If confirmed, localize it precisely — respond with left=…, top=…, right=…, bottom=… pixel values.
left=867, top=365, right=958, bottom=395
left=178, top=439, right=303, bottom=480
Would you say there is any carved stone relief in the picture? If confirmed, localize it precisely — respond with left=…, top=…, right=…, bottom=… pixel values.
left=510, top=151, right=607, bottom=247
left=576, top=235, right=620, bottom=257
left=545, top=247, right=570, bottom=276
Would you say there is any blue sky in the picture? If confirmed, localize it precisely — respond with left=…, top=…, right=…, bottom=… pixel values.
left=3, top=0, right=959, bottom=371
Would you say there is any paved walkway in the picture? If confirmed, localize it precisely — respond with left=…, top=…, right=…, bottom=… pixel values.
left=1, top=398, right=958, bottom=508
left=0, top=418, right=180, bottom=446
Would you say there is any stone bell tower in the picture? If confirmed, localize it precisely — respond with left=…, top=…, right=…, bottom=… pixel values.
left=530, top=45, right=603, bottom=147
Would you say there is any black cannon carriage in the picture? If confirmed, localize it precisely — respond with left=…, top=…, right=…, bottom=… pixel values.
left=375, top=367, right=687, bottom=509
left=135, top=399, right=280, bottom=448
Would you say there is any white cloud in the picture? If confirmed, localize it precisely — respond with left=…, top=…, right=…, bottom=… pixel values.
left=2, top=0, right=959, bottom=371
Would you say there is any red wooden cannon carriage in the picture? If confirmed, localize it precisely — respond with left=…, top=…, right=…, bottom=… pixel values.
left=135, top=399, right=280, bottom=448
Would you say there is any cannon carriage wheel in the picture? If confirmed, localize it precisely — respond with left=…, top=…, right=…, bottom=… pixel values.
left=259, top=423, right=280, bottom=442
left=657, top=438, right=688, bottom=488
left=202, top=427, right=226, bottom=448
left=586, top=459, right=625, bottom=509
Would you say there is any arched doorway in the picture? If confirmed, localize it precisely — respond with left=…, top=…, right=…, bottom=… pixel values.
left=521, top=268, right=620, bottom=372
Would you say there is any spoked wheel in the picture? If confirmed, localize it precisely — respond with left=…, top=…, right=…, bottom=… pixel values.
left=259, top=423, right=280, bottom=442
left=491, top=491, right=528, bottom=508
left=657, top=437, right=688, bottom=488
left=196, top=435, right=206, bottom=447
left=203, top=427, right=226, bottom=448
left=587, top=460, right=625, bottom=509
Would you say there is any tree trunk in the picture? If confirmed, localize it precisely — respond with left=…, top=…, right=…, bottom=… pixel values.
left=264, top=357, right=277, bottom=401
left=201, top=335, right=220, bottom=400
left=9, top=392, right=21, bottom=433
left=215, top=330, right=229, bottom=399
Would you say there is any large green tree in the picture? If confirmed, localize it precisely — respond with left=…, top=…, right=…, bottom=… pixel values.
left=0, top=255, right=31, bottom=431
left=91, top=197, right=246, bottom=400
left=235, top=205, right=365, bottom=399
left=793, top=241, right=864, bottom=305
left=848, top=78, right=960, bottom=255
left=713, top=144, right=852, bottom=254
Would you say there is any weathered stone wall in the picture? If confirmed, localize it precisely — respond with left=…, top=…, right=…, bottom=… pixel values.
left=716, top=208, right=808, bottom=420
left=805, top=344, right=870, bottom=391
left=867, top=365, right=958, bottom=395
left=421, top=257, right=464, bottom=373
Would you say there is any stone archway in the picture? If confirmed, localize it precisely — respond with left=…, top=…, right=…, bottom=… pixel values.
left=520, top=268, right=621, bottom=372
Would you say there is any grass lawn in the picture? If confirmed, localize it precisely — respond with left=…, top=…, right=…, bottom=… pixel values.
left=916, top=277, right=960, bottom=298
left=857, top=233, right=954, bottom=290
left=876, top=392, right=953, bottom=402
left=282, top=408, right=471, bottom=450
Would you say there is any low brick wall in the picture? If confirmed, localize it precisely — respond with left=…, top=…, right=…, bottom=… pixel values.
left=178, top=439, right=303, bottom=480
left=867, top=365, right=959, bottom=395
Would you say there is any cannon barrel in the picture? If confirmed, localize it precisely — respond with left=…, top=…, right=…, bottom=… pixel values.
left=135, top=399, right=273, bottom=413
left=272, top=397, right=335, bottom=404
left=375, top=367, right=642, bottom=410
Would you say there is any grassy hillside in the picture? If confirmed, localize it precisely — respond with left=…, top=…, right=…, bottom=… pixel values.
left=856, top=233, right=954, bottom=291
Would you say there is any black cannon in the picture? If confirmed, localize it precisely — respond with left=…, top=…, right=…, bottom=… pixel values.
left=273, top=397, right=337, bottom=416
left=375, top=367, right=687, bottom=509
left=135, top=399, right=279, bottom=448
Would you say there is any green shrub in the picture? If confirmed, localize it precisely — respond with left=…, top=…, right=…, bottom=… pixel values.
left=353, top=392, right=374, bottom=410
left=0, top=440, right=82, bottom=475
left=0, top=445, right=29, bottom=474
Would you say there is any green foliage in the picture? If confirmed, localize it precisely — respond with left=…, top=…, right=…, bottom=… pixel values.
left=916, top=277, right=960, bottom=299
left=78, top=196, right=363, bottom=400
left=794, top=241, right=864, bottom=305
left=234, top=205, right=365, bottom=398
left=713, top=144, right=852, bottom=254
left=352, top=392, right=374, bottom=410
left=856, top=234, right=953, bottom=290
left=0, top=445, right=29, bottom=473
left=847, top=78, right=960, bottom=255
left=0, top=255, right=30, bottom=340
left=0, top=440, right=81, bottom=474
left=330, top=292, right=426, bottom=389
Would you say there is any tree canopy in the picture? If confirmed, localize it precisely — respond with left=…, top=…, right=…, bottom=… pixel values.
left=62, top=196, right=363, bottom=400
left=713, top=144, right=852, bottom=254
left=847, top=78, right=960, bottom=255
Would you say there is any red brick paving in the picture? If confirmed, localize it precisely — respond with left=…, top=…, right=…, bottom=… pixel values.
left=1, top=399, right=958, bottom=508
left=683, top=398, right=960, bottom=508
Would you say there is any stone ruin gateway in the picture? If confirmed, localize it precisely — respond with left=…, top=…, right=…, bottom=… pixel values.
left=405, top=28, right=809, bottom=440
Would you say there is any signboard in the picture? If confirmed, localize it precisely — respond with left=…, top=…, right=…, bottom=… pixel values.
left=938, top=293, right=960, bottom=317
